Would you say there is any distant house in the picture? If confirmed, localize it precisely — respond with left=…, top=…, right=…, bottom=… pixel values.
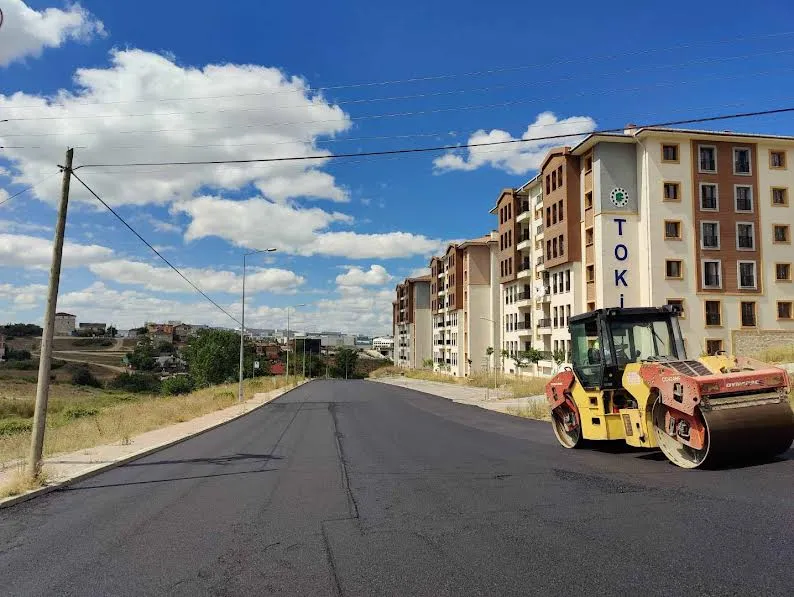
left=151, top=331, right=174, bottom=346
left=173, top=324, right=193, bottom=343
left=0, top=334, right=6, bottom=363
left=154, top=355, right=186, bottom=371
left=255, top=342, right=281, bottom=359
left=78, top=322, right=106, bottom=336
left=54, top=312, right=77, bottom=336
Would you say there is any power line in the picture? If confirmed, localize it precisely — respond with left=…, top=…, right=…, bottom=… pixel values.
left=3, top=30, right=794, bottom=110
left=5, top=66, right=792, bottom=140
left=0, top=171, right=60, bottom=207
left=73, top=107, right=794, bottom=170
left=4, top=47, right=793, bottom=122
left=69, top=170, right=241, bottom=326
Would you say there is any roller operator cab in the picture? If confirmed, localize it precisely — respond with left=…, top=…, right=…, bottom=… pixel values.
left=545, top=306, right=794, bottom=468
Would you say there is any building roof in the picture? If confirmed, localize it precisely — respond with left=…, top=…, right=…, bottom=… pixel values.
left=55, top=312, right=76, bottom=317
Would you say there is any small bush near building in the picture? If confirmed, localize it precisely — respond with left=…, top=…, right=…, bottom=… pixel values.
left=161, top=375, right=195, bottom=396
left=108, top=372, right=161, bottom=393
left=69, top=364, right=102, bottom=388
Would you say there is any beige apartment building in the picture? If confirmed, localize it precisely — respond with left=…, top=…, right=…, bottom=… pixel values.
left=392, top=275, right=432, bottom=369
left=429, top=234, right=500, bottom=376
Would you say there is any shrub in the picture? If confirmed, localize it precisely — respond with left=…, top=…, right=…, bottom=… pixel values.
left=69, top=364, right=102, bottom=388
left=64, top=406, right=99, bottom=419
left=108, top=372, right=161, bottom=393
left=0, top=359, right=38, bottom=370
left=0, top=399, right=35, bottom=419
left=0, top=418, right=33, bottom=436
left=161, top=375, right=195, bottom=396
left=5, top=348, right=32, bottom=361
left=72, top=338, right=113, bottom=348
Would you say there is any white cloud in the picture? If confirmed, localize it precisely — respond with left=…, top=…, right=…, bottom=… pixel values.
left=88, top=259, right=304, bottom=294
left=0, top=233, right=113, bottom=267
left=336, top=264, right=391, bottom=287
left=0, top=49, right=350, bottom=205
left=408, top=267, right=431, bottom=278
left=176, top=195, right=442, bottom=259
left=0, top=219, right=51, bottom=233
left=432, top=112, right=597, bottom=175
left=0, top=282, right=48, bottom=309
left=144, top=216, right=181, bottom=234
left=0, top=1, right=105, bottom=67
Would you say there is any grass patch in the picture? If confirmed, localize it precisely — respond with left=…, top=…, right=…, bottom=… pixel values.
left=753, top=345, right=794, bottom=364
left=370, top=366, right=547, bottom=398
left=0, top=375, right=301, bottom=464
left=0, top=467, right=48, bottom=499
left=504, top=401, right=551, bottom=421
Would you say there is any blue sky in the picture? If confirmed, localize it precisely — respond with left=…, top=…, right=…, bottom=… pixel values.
left=2, top=0, right=794, bottom=334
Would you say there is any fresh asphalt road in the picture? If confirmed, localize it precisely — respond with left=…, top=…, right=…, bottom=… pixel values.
left=1, top=380, right=792, bottom=596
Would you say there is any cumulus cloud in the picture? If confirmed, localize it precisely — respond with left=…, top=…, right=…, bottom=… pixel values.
left=0, top=233, right=113, bottom=267
left=88, top=259, right=304, bottom=294
left=408, top=267, right=431, bottom=278
left=432, top=112, right=597, bottom=175
left=176, top=195, right=443, bottom=259
left=0, top=282, right=48, bottom=309
left=0, top=49, right=350, bottom=205
left=335, top=265, right=391, bottom=287
left=0, top=219, right=51, bottom=234
left=0, top=1, right=105, bottom=67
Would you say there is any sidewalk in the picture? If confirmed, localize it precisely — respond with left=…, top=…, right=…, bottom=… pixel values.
left=372, top=377, right=548, bottom=418
left=0, top=381, right=305, bottom=507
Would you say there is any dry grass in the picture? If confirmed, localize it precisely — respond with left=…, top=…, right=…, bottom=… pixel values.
left=0, top=467, right=48, bottom=498
left=370, top=366, right=547, bottom=398
left=753, top=345, right=794, bottom=364
left=504, top=401, right=551, bottom=421
left=0, top=376, right=300, bottom=465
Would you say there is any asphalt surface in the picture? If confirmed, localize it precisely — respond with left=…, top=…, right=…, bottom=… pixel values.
left=1, top=380, right=792, bottom=596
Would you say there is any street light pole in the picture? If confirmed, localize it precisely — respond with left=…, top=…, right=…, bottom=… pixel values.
left=480, top=316, right=498, bottom=398
left=284, top=304, right=306, bottom=385
left=239, top=248, right=276, bottom=403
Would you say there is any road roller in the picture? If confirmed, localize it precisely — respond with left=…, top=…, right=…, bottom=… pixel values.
left=545, top=305, right=794, bottom=468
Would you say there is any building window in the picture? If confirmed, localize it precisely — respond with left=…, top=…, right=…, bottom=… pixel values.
left=733, top=147, right=751, bottom=175
left=566, top=305, right=571, bottom=325
left=586, top=265, right=595, bottom=283
left=736, top=223, right=755, bottom=250
left=700, top=183, right=718, bottom=210
left=587, top=301, right=596, bottom=311
left=565, top=270, right=571, bottom=292
left=546, top=240, right=551, bottom=260
left=508, top=257, right=513, bottom=275
left=559, top=234, right=565, bottom=254
left=770, top=150, right=787, bottom=169
left=735, top=185, right=753, bottom=212
left=699, top=145, right=717, bottom=172
left=557, top=166, right=563, bottom=186
left=546, top=207, right=551, bottom=227
left=664, top=220, right=682, bottom=240
left=776, top=263, right=792, bottom=281
left=772, top=187, right=788, bottom=206
left=545, top=175, right=550, bottom=194
left=551, top=170, right=557, bottom=191
left=740, top=301, right=757, bottom=327
left=585, top=155, right=593, bottom=172
left=738, top=261, right=757, bottom=289
left=552, top=203, right=558, bottom=224
left=585, top=227, right=594, bottom=246
left=706, top=339, right=724, bottom=355
left=666, top=298, right=685, bottom=318
left=552, top=237, right=558, bottom=258
left=774, top=224, right=791, bottom=243
left=662, top=144, right=679, bottom=162
left=705, top=300, right=722, bottom=326
left=552, top=273, right=558, bottom=294
left=585, top=191, right=593, bottom=210
left=703, top=260, right=721, bottom=289
left=558, top=200, right=564, bottom=222
left=778, top=301, right=793, bottom=320
left=665, top=260, right=683, bottom=279
left=663, top=182, right=680, bottom=201
left=701, top=222, right=720, bottom=249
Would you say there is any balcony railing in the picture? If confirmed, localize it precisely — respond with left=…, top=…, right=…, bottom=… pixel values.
left=515, top=291, right=531, bottom=301
left=536, top=256, right=544, bottom=265
left=537, top=318, right=552, bottom=327
left=518, top=262, right=531, bottom=272
left=518, top=201, right=530, bottom=216
left=515, top=321, right=531, bottom=330
left=738, top=235, right=754, bottom=249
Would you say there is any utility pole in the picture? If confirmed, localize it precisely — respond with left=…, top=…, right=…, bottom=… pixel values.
left=302, top=338, right=306, bottom=379
left=28, top=148, right=73, bottom=478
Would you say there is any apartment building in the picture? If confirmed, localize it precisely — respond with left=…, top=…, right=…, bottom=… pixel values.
left=429, top=234, right=500, bottom=376
left=392, top=275, right=432, bottom=368
left=570, top=126, right=794, bottom=356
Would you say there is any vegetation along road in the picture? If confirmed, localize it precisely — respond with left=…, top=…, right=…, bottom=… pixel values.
left=0, top=380, right=792, bottom=596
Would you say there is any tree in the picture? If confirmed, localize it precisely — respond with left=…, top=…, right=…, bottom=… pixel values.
left=552, top=348, right=568, bottom=365
left=125, top=336, right=156, bottom=371
left=0, top=323, right=43, bottom=338
left=332, top=348, right=358, bottom=379
left=155, top=341, right=176, bottom=355
left=513, top=348, right=543, bottom=376
left=184, top=328, right=253, bottom=386
left=106, top=326, right=118, bottom=338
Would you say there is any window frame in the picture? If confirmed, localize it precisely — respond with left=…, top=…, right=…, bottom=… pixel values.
left=585, top=227, right=594, bottom=247
left=704, top=300, right=722, bottom=327
left=663, top=181, right=681, bottom=202
left=775, top=262, right=792, bottom=282
left=584, top=191, right=593, bottom=210
left=739, top=301, right=757, bottom=328
left=705, top=339, right=724, bottom=355
left=736, top=260, right=758, bottom=290
left=661, top=143, right=680, bottom=163
left=584, top=155, right=593, bottom=173
left=698, top=144, right=718, bottom=173
left=666, top=298, right=686, bottom=319
left=735, top=221, right=755, bottom=251
left=734, top=184, right=754, bottom=213
left=700, top=221, right=720, bottom=250
left=665, top=259, right=683, bottom=280
left=771, top=186, right=789, bottom=207
left=733, top=147, right=752, bottom=176
left=777, top=301, right=793, bottom=320
left=664, top=219, right=683, bottom=241
left=773, top=224, right=791, bottom=244
left=586, top=264, right=595, bottom=283
left=699, top=182, right=719, bottom=211
left=769, top=149, right=787, bottom=170
left=702, top=259, right=722, bottom=289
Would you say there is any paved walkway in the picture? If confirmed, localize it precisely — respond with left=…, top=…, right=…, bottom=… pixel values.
left=0, top=383, right=303, bottom=501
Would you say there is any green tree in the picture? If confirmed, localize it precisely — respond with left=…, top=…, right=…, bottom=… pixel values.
left=184, top=328, right=252, bottom=386
left=155, top=341, right=176, bottom=355
left=106, top=326, right=118, bottom=338
left=125, top=335, right=156, bottom=371
left=332, top=348, right=358, bottom=379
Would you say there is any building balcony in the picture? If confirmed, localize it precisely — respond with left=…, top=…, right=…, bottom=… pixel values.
left=517, top=238, right=532, bottom=251
left=516, top=208, right=532, bottom=223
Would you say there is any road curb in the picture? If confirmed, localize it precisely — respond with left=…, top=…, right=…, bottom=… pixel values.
left=0, top=380, right=311, bottom=510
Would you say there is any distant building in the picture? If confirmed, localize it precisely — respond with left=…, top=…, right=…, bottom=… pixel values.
left=0, top=334, right=6, bottom=363
left=151, top=331, right=174, bottom=346
left=319, top=332, right=356, bottom=348
left=255, top=342, right=281, bottom=359
left=173, top=324, right=193, bottom=343
left=154, top=355, right=186, bottom=371
left=372, top=336, right=394, bottom=359
left=54, top=312, right=76, bottom=336
left=78, top=322, right=107, bottom=336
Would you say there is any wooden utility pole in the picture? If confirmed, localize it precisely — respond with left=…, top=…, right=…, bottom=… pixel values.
left=28, top=148, right=73, bottom=478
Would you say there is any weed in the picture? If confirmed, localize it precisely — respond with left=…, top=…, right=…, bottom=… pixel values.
left=0, top=467, right=48, bottom=498
left=504, top=402, right=550, bottom=421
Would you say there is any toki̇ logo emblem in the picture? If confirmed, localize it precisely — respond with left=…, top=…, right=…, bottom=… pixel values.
left=610, top=187, right=629, bottom=207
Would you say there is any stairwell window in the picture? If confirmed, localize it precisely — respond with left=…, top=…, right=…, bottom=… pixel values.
left=664, top=220, right=682, bottom=240
left=703, top=260, right=722, bottom=289
left=665, top=260, right=683, bottom=279
left=663, top=182, right=680, bottom=201
left=700, top=183, right=718, bottom=210
left=735, top=185, right=753, bottom=212
left=776, top=263, right=792, bottom=281
left=740, top=301, right=757, bottom=327
left=770, top=150, right=787, bottom=169
left=699, top=145, right=717, bottom=173
left=662, top=144, right=679, bottom=163
left=666, top=299, right=685, bottom=318
left=586, top=265, right=595, bottom=283
left=772, top=187, right=788, bottom=206
left=774, top=224, right=790, bottom=243
left=733, top=148, right=751, bottom=175
left=706, top=339, right=724, bottom=355
left=778, top=301, right=793, bottom=320
left=705, top=301, right=722, bottom=326
left=736, top=223, right=755, bottom=250
left=738, top=261, right=757, bottom=289
left=701, top=222, right=720, bottom=249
